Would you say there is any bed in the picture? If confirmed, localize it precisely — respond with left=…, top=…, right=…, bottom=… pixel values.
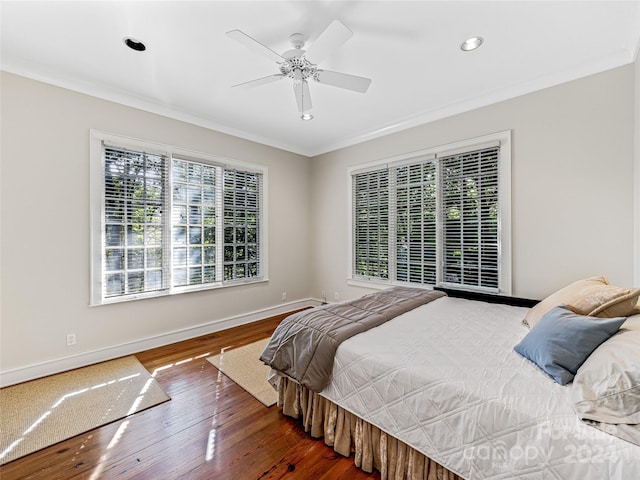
left=262, top=279, right=640, bottom=479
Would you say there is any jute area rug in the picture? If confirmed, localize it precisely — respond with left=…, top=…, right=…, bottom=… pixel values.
left=0, top=355, right=170, bottom=465
left=207, top=338, right=277, bottom=407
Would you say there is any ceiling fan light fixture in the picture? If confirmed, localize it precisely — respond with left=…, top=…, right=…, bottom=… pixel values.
left=460, top=36, right=483, bottom=51
left=301, top=113, right=314, bottom=121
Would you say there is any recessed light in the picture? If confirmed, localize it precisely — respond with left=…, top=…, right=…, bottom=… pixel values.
left=124, top=37, right=147, bottom=52
left=301, top=113, right=313, bottom=121
left=460, top=36, right=483, bottom=52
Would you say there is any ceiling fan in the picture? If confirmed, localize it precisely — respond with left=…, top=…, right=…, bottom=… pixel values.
left=226, top=20, right=372, bottom=120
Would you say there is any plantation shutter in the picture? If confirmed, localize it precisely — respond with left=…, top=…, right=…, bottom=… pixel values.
left=102, top=144, right=169, bottom=298
left=393, top=158, right=437, bottom=285
left=439, top=144, right=500, bottom=291
left=352, top=168, right=390, bottom=280
left=223, top=168, right=262, bottom=282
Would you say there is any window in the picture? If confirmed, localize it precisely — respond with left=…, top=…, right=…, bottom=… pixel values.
left=353, top=169, right=389, bottom=279
left=350, top=131, right=511, bottom=295
left=90, top=131, right=267, bottom=305
left=102, top=145, right=168, bottom=298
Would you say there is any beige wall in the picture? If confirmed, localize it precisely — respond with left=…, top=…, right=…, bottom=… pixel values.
left=1, top=61, right=637, bottom=383
left=0, top=72, right=312, bottom=381
left=635, top=47, right=640, bottom=287
left=310, top=65, right=636, bottom=301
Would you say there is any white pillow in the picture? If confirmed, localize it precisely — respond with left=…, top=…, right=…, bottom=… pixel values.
left=571, top=314, right=640, bottom=424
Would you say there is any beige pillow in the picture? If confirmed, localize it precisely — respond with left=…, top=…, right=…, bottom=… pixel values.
left=589, top=288, right=640, bottom=318
left=571, top=314, right=640, bottom=424
left=523, top=276, right=635, bottom=329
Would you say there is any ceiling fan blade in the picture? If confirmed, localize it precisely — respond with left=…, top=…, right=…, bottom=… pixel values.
left=304, top=20, right=353, bottom=65
left=293, top=81, right=312, bottom=113
left=232, top=74, right=285, bottom=89
left=226, top=29, right=284, bottom=63
left=315, top=70, right=372, bottom=93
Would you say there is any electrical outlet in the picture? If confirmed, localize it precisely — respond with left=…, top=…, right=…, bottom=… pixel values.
left=66, top=333, right=76, bottom=346
left=281, top=291, right=287, bottom=301
left=334, top=291, right=339, bottom=301
left=321, top=290, right=326, bottom=301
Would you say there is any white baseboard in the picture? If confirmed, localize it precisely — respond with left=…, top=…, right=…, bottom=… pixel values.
left=0, top=298, right=320, bottom=388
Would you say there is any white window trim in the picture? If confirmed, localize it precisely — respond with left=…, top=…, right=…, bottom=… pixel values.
left=89, top=130, right=269, bottom=306
left=347, top=130, right=512, bottom=296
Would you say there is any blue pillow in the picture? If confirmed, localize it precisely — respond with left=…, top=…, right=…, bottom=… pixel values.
left=514, top=305, right=626, bottom=385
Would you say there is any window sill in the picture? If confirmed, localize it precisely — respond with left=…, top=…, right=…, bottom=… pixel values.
left=90, top=277, right=268, bottom=307
left=347, top=278, right=435, bottom=291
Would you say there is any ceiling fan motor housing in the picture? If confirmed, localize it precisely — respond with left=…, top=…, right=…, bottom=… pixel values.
left=279, top=54, right=317, bottom=81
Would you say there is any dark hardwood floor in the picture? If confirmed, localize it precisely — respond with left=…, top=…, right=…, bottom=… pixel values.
left=1, top=310, right=380, bottom=480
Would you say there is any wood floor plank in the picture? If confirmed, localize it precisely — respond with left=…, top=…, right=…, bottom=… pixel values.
left=0, top=309, right=380, bottom=480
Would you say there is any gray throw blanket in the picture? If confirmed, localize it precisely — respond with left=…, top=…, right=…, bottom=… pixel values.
left=260, top=287, right=446, bottom=392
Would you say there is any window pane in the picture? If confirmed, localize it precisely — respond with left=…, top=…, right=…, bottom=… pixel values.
left=146, top=270, right=163, bottom=291
left=173, top=184, right=186, bottom=203
left=174, top=268, right=187, bottom=286
left=189, top=206, right=201, bottom=225
left=204, top=227, right=215, bottom=245
left=128, top=249, right=144, bottom=269
left=146, top=203, right=162, bottom=224
left=173, top=160, right=187, bottom=182
left=173, top=205, right=187, bottom=225
left=204, top=246, right=215, bottom=264
left=102, top=146, right=167, bottom=298
left=105, top=199, right=124, bottom=222
left=188, top=163, right=202, bottom=182
left=189, top=226, right=202, bottom=245
left=190, top=246, right=202, bottom=265
left=145, top=226, right=162, bottom=246
left=105, top=273, right=124, bottom=296
left=127, top=271, right=144, bottom=294
left=204, top=265, right=216, bottom=283
left=394, top=161, right=437, bottom=285
left=105, top=249, right=123, bottom=271
left=222, top=170, right=262, bottom=282
left=147, top=248, right=163, bottom=268
left=189, top=267, right=202, bottom=285
left=203, top=207, right=216, bottom=225
left=173, top=247, right=186, bottom=266
left=171, top=158, right=219, bottom=286
left=173, top=226, right=187, bottom=245
left=105, top=225, right=124, bottom=247
left=224, top=264, right=233, bottom=281
left=441, top=146, right=499, bottom=290
left=188, top=185, right=201, bottom=204
left=352, top=169, right=389, bottom=279
left=127, top=225, right=144, bottom=246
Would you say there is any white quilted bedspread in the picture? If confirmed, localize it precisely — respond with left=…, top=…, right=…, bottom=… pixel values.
left=320, top=296, right=640, bottom=480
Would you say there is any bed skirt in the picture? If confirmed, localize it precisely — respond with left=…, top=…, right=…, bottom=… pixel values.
left=278, top=377, right=463, bottom=480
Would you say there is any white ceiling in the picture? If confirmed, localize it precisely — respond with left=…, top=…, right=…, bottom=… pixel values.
left=2, top=1, right=639, bottom=156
